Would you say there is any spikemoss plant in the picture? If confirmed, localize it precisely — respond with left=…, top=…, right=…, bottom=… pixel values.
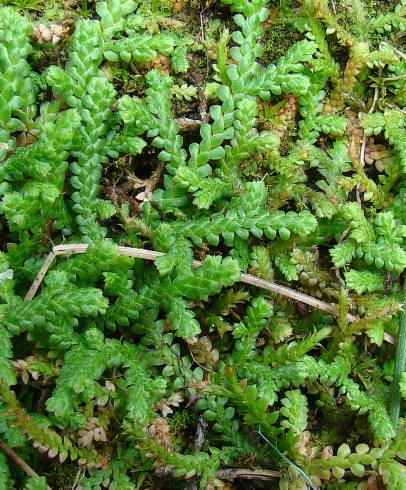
left=0, top=0, right=405, bottom=488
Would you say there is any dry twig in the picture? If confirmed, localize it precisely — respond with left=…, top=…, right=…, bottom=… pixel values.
left=216, top=468, right=281, bottom=481
left=360, top=85, right=380, bottom=167
left=175, top=117, right=202, bottom=132
left=155, top=466, right=281, bottom=481
left=25, top=244, right=356, bottom=323
left=193, top=417, right=208, bottom=453
left=0, top=437, right=42, bottom=480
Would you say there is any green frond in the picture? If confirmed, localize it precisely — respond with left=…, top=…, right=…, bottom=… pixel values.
left=344, top=270, right=384, bottom=295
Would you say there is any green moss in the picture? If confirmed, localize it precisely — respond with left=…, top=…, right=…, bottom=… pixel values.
left=184, top=0, right=206, bottom=10
left=111, top=66, right=145, bottom=96
left=333, top=0, right=400, bottom=41
left=168, top=409, right=197, bottom=437
left=281, top=124, right=298, bottom=155
left=41, top=0, right=79, bottom=22
left=261, top=17, right=301, bottom=64
left=42, top=461, right=78, bottom=489
left=136, top=0, right=173, bottom=16
left=1, top=0, right=46, bottom=13
left=366, top=0, right=399, bottom=16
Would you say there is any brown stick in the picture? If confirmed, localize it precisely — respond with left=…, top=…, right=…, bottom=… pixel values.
left=175, top=117, right=202, bottom=132
left=156, top=466, right=377, bottom=483
left=240, top=272, right=342, bottom=318
left=0, top=436, right=40, bottom=478
left=24, top=244, right=356, bottom=322
left=216, top=468, right=280, bottom=481
left=25, top=251, right=56, bottom=301
left=155, top=466, right=281, bottom=481
left=360, top=84, right=379, bottom=167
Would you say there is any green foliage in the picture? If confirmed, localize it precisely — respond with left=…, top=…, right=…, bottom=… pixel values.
left=0, top=108, right=80, bottom=239
left=232, top=296, right=273, bottom=363
left=0, top=379, right=99, bottom=466
left=280, top=389, right=308, bottom=436
left=96, top=0, right=137, bottom=40
left=4, top=271, right=108, bottom=348
left=263, top=326, right=333, bottom=366
left=250, top=245, right=273, bottom=280
left=46, top=20, right=116, bottom=241
left=331, top=205, right=406, bottom=273
left=0, top=0, right=405, bottom=487
left=362, top=109, right=406, bottom=171
left=103, top=25, right=174, bottom=64
left=46, top=328, right=163, bottom=427
left=400, top=372, right=406, bottom=400
left=222, top=0, right=317, bottom=99
left=0, top=325, right=15, bottom=385
left=0, top=453, right=13, bottom=490
left=379, top=460, right=406, bottom=490
left=0, top=7, right=36, bottom=162
left=23, top=477, right=48, bottom=490
left=344, top=270, right=384, bottom=294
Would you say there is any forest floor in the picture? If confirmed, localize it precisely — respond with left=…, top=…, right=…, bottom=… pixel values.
left=0, top=0, right=405, bottom=489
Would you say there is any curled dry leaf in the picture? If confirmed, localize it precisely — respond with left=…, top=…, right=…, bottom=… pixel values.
left=32, top=23, right=65, bottom=44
